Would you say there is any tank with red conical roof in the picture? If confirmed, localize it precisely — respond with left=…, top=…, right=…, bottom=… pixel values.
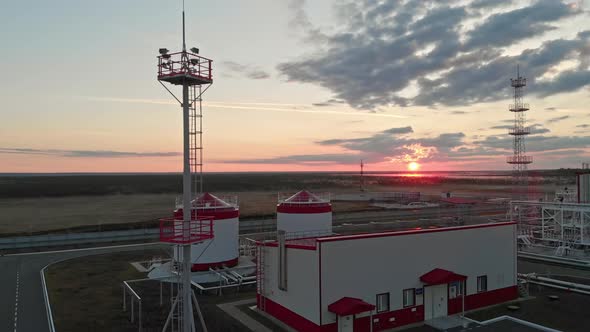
left=276, top=190, right=332, bottom=238
left=173, top=193, right=239, bottom=271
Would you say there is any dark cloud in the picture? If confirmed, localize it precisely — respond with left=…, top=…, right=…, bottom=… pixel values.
left=546, top=115, right=570, bottom=123
left=465, top=0, right=575, bottom=49
left=0, top=148, right=180, bottom=158
left=226, top=122, right=589, bottom=166
left=224, top=153, right=368, bottom=165
left=312, top=102, right=331, bottom=107
left=530, top=124, right=551, bottom=134
left=470, top=0, right=513, bottom=9
left=577, top=124, right=590, bottom=128
left=545, top=107, right=557, bottom=111
left=491, top=123, right=550, bottom=134
left=279, top=0, right=588, bottom=109
left=490, top=125, right=514, bottom=130
left=475, top=134, right=590, bottom=152
left=222, top=61, right=270, bottom=80
left=452, top=111, right=467, bottom=114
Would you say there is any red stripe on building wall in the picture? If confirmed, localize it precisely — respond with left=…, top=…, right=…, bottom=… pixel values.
left=277, top=205, right=332, bottom=214
left=258, top=294, right=322, bottom=332
left=317, top=222, right=516, bottom=243
left=260, top=285, right=517, bottom=332
left=465, top=285, right=518, bottom=311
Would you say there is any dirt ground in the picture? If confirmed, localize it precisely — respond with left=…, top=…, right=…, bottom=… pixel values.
left=45, top=249, right=262, bottom=332
left=45, top=248, right=169, bottom=332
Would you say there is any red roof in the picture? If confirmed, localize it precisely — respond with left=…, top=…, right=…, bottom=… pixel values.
left=173, top=193, right=239, bottom=220
left=441, top=197, right=478, bottom=205
left=277, top=190, right=332, bottom=213
left=193, top=193, right=232, bottom=208
left=282, top=190, right=325, bottom=204
left=328, top=297, right=375, bottom=316
left=420, top=268, right=466, bottom=285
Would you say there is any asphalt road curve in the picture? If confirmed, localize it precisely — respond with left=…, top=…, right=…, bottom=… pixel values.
left=0, top=243, right=164, bottom=332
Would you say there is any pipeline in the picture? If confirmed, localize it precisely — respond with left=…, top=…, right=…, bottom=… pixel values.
left=518, top=273, right=590, bottom=295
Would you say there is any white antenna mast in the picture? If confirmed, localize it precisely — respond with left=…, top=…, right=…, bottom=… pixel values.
left=156, top=1, right=214, bottom=330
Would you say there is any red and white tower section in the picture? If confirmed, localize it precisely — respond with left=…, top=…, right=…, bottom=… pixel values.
left=506, top=67, right=532, bottom=198
left=173, top=193, right=240, bottom=271
left=277, top=190, right=332, bottom=236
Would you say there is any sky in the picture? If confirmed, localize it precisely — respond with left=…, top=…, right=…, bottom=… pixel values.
left=1, top=0, right=589, bottom=173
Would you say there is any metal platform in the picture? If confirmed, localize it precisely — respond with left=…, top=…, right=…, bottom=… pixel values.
left=157, top=51, right=212, bottom=86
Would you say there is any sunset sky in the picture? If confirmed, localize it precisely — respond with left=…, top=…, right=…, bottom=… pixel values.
left=1, top=0, right=589, bottom=173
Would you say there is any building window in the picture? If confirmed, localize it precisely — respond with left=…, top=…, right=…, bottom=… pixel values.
left=376, top=293, right=390, bottom=313
left=449, top=281, right=463, bottom=299
left=477, top=275, right=488, bottom=292
left=403, top=288, right=415, bottom=307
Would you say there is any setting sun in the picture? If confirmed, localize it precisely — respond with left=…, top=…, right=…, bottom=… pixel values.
left=407, top=162, right=420, bottom=171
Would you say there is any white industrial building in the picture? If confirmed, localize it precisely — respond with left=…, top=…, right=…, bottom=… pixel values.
left=257, top=222, right=518, bottom=332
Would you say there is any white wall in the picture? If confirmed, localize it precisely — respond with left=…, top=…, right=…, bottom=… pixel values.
left=277, top=212, right=332, bottom=235
left=262, top=245, right=320, bottom=324
left=173, top=217, right=239, bottom=264
left=318, top=224, right=516, bottom=325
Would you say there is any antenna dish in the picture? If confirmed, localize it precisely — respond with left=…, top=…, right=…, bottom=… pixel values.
left=190, top=47, right=199, bottom=54
left=159, top=48, right=169, bottom=55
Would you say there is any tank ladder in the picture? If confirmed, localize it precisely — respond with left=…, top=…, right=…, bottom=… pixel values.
left=257, top=244, right=267, bottom=312
left=189, top=85, right=204, bottom=196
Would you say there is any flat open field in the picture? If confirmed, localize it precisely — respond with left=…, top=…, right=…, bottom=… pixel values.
left=0, top=172, right=570, bottom=235
left=45, top=249, right=261, bottom=332
left=45, top=248, right=169, bottom=332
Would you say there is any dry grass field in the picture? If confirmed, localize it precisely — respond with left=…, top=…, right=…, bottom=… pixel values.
left=0, top=172, right=569, bottom=235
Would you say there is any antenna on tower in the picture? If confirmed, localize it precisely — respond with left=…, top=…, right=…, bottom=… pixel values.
left=360, top=160, right=364, bottom=192
left=182, top=0, right=186, bottom=52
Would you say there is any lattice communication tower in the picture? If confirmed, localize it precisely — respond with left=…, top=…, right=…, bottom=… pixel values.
left=507, top=66, right=532, bottom=199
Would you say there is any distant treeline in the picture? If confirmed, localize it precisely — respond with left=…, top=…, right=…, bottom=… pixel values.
left=0, top=173, right=350, bottom=198
left=0, top=169, right=580, bottom=198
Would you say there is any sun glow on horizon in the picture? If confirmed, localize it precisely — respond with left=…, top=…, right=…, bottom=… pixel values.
left=407, top=161, right=420, bottom=171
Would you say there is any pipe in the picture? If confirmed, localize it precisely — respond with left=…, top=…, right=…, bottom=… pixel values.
left=525, top=280, right=590, bottom=295
left=519, top=273, right=590, bottom=291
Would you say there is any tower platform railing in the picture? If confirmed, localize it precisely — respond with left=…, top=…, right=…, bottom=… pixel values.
left=159, top=216, right=214, bottom=244
left=509, top=127, right=531, bottom=135
left=509, top=103, right=530, bottom=112
left=507, top=155, right=533, bottom=164
left=511, top=77, right=527, bottom=87
left=157, top=51, right=212, bottom=84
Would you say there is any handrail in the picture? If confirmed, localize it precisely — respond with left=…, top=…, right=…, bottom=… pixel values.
left=157, top=51, right=212, bottom=81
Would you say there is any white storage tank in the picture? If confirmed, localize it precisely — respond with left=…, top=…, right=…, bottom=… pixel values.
left=276, top=190, right=332, bottom=237
left=174, top=193, right=239, bottom=271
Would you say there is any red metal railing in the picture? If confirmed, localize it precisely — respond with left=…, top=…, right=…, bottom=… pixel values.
left=157, top=51, right=212, bottom=82
left=159, top=216, right=214, bottom=244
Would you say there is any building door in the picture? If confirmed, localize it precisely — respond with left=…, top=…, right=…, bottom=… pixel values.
left=338, top=315, right=354, bottom=332
left=425, top=284, right=448, bottom=320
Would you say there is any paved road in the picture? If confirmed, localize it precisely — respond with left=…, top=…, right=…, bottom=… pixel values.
left=0, top=243, right=164, bottom=332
